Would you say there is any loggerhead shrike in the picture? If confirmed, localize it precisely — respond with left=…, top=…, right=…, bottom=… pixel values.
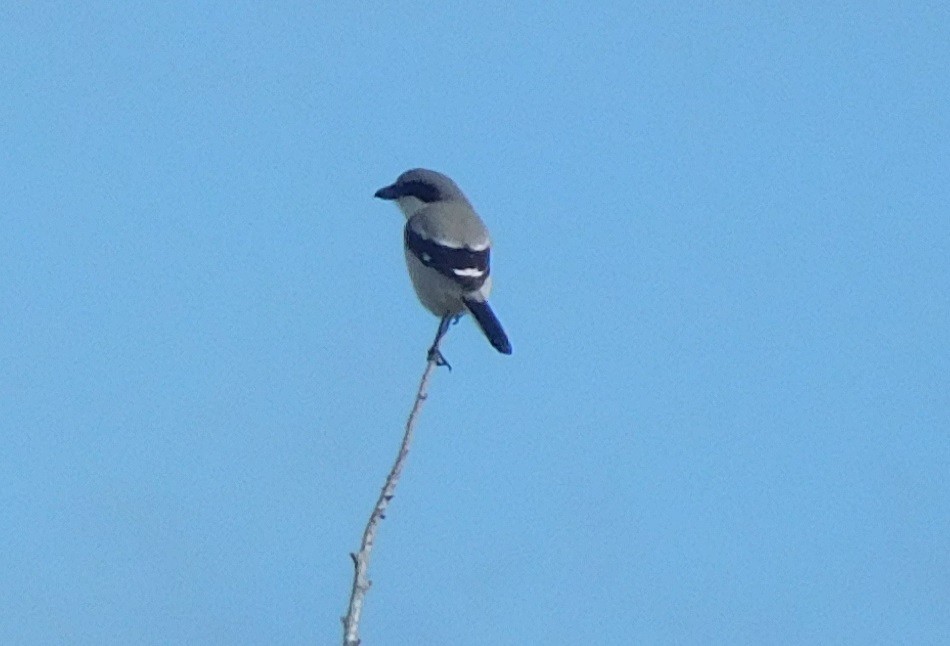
left=375, top=168, right=512, bottom=364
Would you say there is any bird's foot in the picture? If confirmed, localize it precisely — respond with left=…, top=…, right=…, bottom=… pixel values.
left=427, top=346, right=452, bottom=371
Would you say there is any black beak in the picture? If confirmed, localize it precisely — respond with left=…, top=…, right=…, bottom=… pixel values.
left=374, top=184, right=401, bottom=200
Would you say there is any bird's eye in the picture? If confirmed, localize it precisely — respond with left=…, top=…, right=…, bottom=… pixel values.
left=401, top=181, right=439, bottom=203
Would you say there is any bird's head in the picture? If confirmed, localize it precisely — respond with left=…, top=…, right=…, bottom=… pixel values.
left=374, top=168, right=470, bottom=218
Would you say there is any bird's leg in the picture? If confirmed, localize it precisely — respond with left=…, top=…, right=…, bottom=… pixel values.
left=427, top=314, right=454, bottom=370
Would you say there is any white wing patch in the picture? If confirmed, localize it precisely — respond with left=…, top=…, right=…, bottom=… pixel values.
left=452, top=267, right=485, bottom=277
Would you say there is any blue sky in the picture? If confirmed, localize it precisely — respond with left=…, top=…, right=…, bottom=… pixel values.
left=2, top=3, right=948, bottom=644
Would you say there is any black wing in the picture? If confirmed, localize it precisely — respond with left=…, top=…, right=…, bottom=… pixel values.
left=404, top=224, right=490, bottom=292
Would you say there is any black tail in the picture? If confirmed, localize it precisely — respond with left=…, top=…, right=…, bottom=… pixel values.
left=464, top=298, right=512, bottom=355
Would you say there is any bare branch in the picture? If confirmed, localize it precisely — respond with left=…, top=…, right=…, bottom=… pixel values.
left=341, top=347, right=442, bottom=645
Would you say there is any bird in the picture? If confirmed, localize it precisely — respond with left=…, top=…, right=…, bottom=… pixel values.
left=374, top=168, right=512, bottom=366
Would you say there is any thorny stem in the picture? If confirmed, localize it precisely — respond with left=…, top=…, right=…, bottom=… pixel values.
left=341, top=333, right=446, bottom=645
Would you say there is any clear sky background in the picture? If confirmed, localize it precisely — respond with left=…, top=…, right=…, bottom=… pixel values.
left=2, top=3, right=948, bottom=645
